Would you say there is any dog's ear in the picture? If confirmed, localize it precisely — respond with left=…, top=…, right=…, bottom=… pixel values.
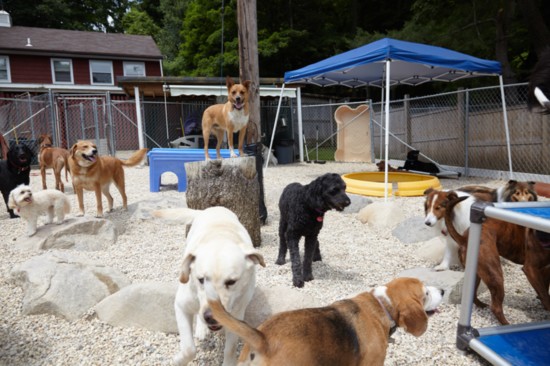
left=38, top=134, right=45, bottom=144
left=246, top=252, right=266, bottom=267
left=507, top=179, right=517, bottom=187
left=423, top=188, right=434, bottom=195
left=7, top=190, right=17, bottom=209
left=226, top=76, right=235, bottom=89
left=242, top=80, right=251, bottom=90
left=69, top=143, right=79, bottom=157
left=397, top=299, right=429, bottom=337
left=445, top=191, right=458, bottom=203
left=179, top=254, right=195, bottom=284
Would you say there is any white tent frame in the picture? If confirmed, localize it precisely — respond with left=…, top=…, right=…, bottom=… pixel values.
left=268, top=66, right=512, bottom=201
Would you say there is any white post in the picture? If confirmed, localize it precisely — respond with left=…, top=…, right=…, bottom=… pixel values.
left=134, top=86, right=145, bottom=150
left=499, top=75, right=513, bottom=179
left=384, top=60, right=391, bottom=201
left=297, top=87, right=303, bottom=162
left=265, top=84, right=286, bottom=169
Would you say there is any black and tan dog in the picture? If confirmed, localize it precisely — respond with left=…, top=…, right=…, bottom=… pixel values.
left=205, top=277, right=443, bottom=366
left=0, top=143, right=34, bottom=218
left=276, top=173, right=351, bottom=287
left=202, top=76, right=251, bottom=160
left=445, top=192, right=550, bottom=325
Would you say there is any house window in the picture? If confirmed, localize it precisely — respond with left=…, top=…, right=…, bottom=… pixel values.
left=90, top=60, right=113, bottom=85
left=0, top=56, right=10, bottom=82
left=123, top=62, right=146, bottom=77
left=51, top=58, right=73, bottom=84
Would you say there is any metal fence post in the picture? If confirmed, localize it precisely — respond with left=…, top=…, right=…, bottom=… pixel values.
left=464, top=89, right=470, bottom=177
left=105, top=92, right=115, bottom=156
left=48, top=89, right=56, bottom=142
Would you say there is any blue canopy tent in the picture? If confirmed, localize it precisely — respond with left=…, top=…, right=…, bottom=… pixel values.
left=267, top=38, right=509, bottom=199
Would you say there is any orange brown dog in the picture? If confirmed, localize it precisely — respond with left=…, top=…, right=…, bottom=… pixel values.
left=445, top=193, right=550, bottom=325
left=38, top=134, right=71, bottom=192
left=206, top=277, right=443, bottom=366
left=202, top=76, right=251, bottom=160
left=68, top=140, right=147, bottom=217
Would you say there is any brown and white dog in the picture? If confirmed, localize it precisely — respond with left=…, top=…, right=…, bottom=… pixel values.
left=444, top=192, right=550, bottom=325
left=202, top=76, right=251, bottom=160
left=205, top=277, right=443, bottom=366
left=68, top=140, right=147, bottom=217
left=423, top=180, right=538, bottom=271
left=38, top=134, right=71, bottom=192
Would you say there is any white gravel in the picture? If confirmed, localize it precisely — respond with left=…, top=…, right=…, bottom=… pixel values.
left=1, top=160, right=547, bottom=365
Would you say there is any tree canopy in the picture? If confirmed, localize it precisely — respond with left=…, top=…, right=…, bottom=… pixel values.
left=5, top=0, right=550, bottom=85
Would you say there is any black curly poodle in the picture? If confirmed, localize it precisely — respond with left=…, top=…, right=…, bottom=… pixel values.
left=276, top=173, right=351, bottom=287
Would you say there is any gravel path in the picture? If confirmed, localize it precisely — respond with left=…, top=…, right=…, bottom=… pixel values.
left=1, top=160, right=547, bottom=365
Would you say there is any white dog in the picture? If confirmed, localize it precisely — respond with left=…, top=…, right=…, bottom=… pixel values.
left=8, top=184, right=71, bottom=236
left=153, top=206, right=265, bottom=366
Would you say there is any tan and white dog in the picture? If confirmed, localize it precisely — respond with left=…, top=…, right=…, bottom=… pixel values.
left=68, top=140, right=147, bottom=217
left=38, top=134, right=71, bottom=192
left=153, top=206, right=265, bottom=366
left=205, top=277, right=443, bottom=366
left=202, top=76, right=251, bottom=160
left=8, top=184, right=70, bottom=236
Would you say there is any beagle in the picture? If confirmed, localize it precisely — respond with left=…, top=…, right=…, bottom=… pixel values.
left=206, top=277, right=443, bottom=366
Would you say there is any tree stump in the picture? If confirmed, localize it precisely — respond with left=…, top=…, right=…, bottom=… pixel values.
left=185, top=156, right=261, bottom=247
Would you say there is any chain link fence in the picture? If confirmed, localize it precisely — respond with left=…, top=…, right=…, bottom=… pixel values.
left=1, top=83, right=549, bottom=181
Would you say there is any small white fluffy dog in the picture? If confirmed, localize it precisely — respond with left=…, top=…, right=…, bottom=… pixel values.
left=8, top=184, right=71, bottom=236
left=153, top=206, right=265, bottom=366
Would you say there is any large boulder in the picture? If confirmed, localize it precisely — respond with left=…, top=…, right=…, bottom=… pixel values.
left=357, top=201, right=405, bottom=227
left=95, top=282, right=179, bottom=334
left=10, top=252, right=130, bottom=320
left=13, top=217, right=117, bottom=251
left=392, top=216, right=438, bottom=243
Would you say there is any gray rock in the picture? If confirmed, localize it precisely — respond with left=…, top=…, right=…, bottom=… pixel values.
left=95, top=282, right=179, bottom=334
left=10, top=252, right=131, bottom=320
left=131, top=197, right=187, bottom=220
left=343, top=193, right=372, bottom=214
left=244, top=285, right=321, bottom=327
left=392, top=216, right=438, bottom=243
left=398, top=267, right=487, bottom=304
left=14, top=217, right=117, bottom=251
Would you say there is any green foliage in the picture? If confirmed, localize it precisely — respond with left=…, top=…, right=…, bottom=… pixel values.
left=122, top=6, right=161, bottom=39
left=4, top=0, right=129, bottom=32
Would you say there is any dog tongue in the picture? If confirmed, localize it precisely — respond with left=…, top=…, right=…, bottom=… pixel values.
left=234, top=102, right=243, bottom=110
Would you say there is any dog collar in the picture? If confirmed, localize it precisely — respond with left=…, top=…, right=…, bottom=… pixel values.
left=375, top=296, right=397, bottom=337
left=315, top=208, right=325, bottom=222
left=9, top=159, right=30, bottom=174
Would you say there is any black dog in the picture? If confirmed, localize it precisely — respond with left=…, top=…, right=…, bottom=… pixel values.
left=528, top=49, right=550, bottom=113
left=276, top=173, right=351, bottom=287
left=402, top=150, right=440, bottom=174
left=0, top=143, right=34, bottom=218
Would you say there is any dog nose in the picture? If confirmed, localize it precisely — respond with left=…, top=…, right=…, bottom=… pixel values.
left=203, top=309, right=217, bottom=325
left=92, top=149, right=98, bottom=155
left=440, top=289, right=445, bottom=296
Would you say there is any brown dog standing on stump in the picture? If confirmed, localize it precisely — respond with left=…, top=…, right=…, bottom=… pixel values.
left=202, top=76, right=251, bottom=160
left=38, top=134, right=70, bottom=192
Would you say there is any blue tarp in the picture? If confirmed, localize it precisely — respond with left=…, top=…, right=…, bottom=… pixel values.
left=284, top=38, right=502, bottom=87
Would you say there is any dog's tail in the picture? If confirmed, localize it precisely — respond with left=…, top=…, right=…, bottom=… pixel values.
left=204, top=280, right=268, bottom=355
left=151, top=208, right=200, bottom=225
left=120, top=148, right=148, bottom=167
left=63, top=152, right=70, bottom=182
left=443, top=192, right=469, bottom=247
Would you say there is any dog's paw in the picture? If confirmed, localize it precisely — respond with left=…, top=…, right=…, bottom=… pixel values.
left=433, top=264, right=448, bottom=271
left=76, top=212, right=84, bottom=217
left=27, top=231, right=36, bottom=237
left=194, top=320, right=209, bottom=340
left=173, top=350, right=194, bottom=366
left=293, top=278, right=304, bottom=288
left=275, top=257, right=286, bottom=265
left=303, top=273, right=314, bottom=282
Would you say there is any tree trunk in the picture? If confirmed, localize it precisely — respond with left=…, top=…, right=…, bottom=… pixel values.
left=185, top=157, right=261, bottom=247
left=237, top=0, right=267, bottom=224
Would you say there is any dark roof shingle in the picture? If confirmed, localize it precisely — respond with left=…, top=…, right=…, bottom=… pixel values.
left=0, top=26, right=162, bottom=59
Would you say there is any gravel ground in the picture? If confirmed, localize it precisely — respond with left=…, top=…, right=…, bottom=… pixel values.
left=1, top=159, right=548, bottom=365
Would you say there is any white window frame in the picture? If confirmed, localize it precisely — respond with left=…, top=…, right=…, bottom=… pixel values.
left=123, top=61, right=146, bottom=77
left=51, top=58, right=74, bottom=84
left=89, top=60, right=114, bottom=85
left=0, top=55, right=10, bottom=83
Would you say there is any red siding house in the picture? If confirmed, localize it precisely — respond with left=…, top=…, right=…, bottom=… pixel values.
left=0, top=10, right=163, bottom=97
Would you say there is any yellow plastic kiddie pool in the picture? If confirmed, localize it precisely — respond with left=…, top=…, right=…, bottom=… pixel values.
left=342, top=171, right=442, bottom=197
